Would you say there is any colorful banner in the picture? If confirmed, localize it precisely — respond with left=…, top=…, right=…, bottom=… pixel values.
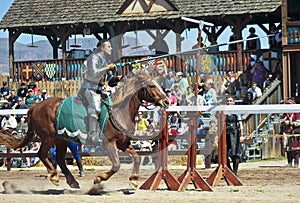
left=21, top=65, right=33, bottom=80
left=45, top=63, right=57, bottom=79
left=32, top=62, right=46, bottom=80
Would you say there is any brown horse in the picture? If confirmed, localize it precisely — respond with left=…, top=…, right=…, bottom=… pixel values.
left=10, top=71, right=169, bottom=188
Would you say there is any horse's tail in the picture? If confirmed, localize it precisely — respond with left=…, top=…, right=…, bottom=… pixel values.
left=16, top=106, right=35, bottom=149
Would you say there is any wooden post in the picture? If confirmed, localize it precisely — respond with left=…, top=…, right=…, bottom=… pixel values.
left=176, top=31, right=212, bottom=191
left=206, top=111, right=243, bottom=187
left=177, top=111, right=213, bottom=191
left=140, top=110, right=180, bottom=191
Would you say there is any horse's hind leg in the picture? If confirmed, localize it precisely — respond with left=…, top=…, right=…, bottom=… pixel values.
left=55, top=140, right=80, bottom=188
left=38, top=141, right=59, bottom=186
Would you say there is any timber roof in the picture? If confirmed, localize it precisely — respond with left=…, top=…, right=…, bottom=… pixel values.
left=0, top=0, right=282, bottom=29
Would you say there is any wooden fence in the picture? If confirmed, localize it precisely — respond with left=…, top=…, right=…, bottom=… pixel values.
left=9, top=80, right=82, bottom=98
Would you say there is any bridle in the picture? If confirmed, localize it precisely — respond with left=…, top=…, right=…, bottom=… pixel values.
left=137, top=81, right=167, bottom=110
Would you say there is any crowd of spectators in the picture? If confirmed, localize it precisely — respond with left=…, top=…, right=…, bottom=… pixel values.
left=0, top=81, right=50, bottom=168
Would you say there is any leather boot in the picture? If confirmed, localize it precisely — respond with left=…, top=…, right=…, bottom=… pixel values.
left=76, top=158, right=85, bottom=177
left=87, top=116, right=101, bottom=144
left=232, top=156, right=240, bottom=176
left=227, top=158, right=233, bottom=171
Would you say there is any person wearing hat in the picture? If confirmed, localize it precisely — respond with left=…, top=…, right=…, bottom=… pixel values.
left=17, top=82, right=28, bottom=98
left=25, top=89, right=38, bottom=107
left=28, top=81, right=38, bottom=95
left=38, top=89, right=50, bottom=102
left=0, top=99, right=11, bottom=110
left=15, top=97, right=29, bottom=129
left=0, top=81, right=11, bottom=98
left=176, top=71, right=189, bottom=92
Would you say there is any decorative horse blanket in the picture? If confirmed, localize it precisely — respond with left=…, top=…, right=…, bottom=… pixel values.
left=56, top=96, right=110, bottom=144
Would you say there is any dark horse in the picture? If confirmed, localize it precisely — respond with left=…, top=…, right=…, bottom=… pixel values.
left=5, top=71, right=169, bottom=189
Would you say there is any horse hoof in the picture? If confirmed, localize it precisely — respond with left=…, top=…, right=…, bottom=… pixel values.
left=70, top=183, right=80, bottom=189
left=51, top=179, right=59, bottom=186
left=94, top=177, right=102, bottom=184
left=129, top=180, right=138, bottom=189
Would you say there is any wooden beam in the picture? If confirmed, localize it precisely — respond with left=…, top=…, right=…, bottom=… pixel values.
left=8, top=28, right=26, bottom=80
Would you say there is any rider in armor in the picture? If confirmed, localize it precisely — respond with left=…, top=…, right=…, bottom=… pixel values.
left=78, top=39, right=117, bottom=143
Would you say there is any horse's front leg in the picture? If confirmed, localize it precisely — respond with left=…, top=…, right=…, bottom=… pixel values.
left=124, top=144, right=140, bottom=189
left=94, top=139, right=119, bottom=184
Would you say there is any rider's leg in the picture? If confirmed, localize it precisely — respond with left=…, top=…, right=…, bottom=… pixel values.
left=79, top=88, right=101, bottom=143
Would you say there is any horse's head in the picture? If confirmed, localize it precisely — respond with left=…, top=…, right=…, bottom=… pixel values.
left=134, top=71, right=169, bottom=108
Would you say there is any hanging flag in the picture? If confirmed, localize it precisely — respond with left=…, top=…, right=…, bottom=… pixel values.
left=21, top=65, right=33, bottom=80
left=44, top=63, right=57, bottom=79
left=199, top=54, right=217, bottom=74
left=32, top=62, right=45, bottom=80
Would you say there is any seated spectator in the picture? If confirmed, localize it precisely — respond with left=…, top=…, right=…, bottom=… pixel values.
left=220, top=70, right=238, bottom=97
left=7, top=90, right=19, bottom=109
left=166, top=89, right=178, bottom=106
left=25, top=89, right=38, bottom=107
left=23, top=142, right=41, bottom=168
left=242, top=92, right=254, bottom=105
left=170, top=83, right=183, bottom=99
left=15, top=97, right=29, bottom=129
left=177, top=93, right=187, bottom=105
left=263, top=74, right=274, bottom=90
left=0, top=81, right=11, bottom=99
left=0, top=99, right=12, bottom=110
left=168, top=112, right=181, bottom=135
left=0, top=114, right=17, bottom=135
left=204, top=81, right=217, bottom=105
left=28, top=82, right=38, bottom=96
left=38, top=89, right=50, bottom=102
left=165, top=71, right=176, bottom=90
left=176, top=71, right=189, bottom=92
left=17, top=82, right=27, bottom=99
left=247, top=82, right=262, bottom=100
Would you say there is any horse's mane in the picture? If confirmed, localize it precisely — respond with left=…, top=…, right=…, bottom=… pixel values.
left=111, top=70, right=151, bottom=106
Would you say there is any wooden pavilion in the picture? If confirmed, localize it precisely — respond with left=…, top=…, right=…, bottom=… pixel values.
left=0, top=0, right=299, bottom=100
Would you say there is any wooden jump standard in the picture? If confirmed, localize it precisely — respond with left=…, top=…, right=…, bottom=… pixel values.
left=177, top=111, right=213, bottom=191
left=140, top=110, right=180, bottom=191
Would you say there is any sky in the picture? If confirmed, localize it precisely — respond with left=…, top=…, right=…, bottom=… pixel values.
left=0, top=0, right=14, bottom=38
left=0, top=0, right=269, bottom=52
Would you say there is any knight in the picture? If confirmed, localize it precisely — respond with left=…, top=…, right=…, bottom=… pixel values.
left=78, top=39, right=119, bottom=143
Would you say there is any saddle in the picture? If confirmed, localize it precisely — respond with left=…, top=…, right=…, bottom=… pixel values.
left=56, top=96, right=111, bottom=144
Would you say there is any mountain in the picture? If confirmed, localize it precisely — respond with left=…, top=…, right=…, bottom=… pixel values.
left=0, top=36, right=151, bottom=75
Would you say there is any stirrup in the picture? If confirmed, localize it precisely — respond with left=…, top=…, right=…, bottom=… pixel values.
left=87, top=130, right=101, bottom=144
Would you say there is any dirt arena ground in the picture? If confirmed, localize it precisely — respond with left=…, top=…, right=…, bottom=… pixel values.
left=0, top=159, right=299, bottom=203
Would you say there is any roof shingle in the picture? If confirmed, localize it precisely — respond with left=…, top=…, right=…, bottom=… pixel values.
left=0, top=0, right=282, bottom=28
